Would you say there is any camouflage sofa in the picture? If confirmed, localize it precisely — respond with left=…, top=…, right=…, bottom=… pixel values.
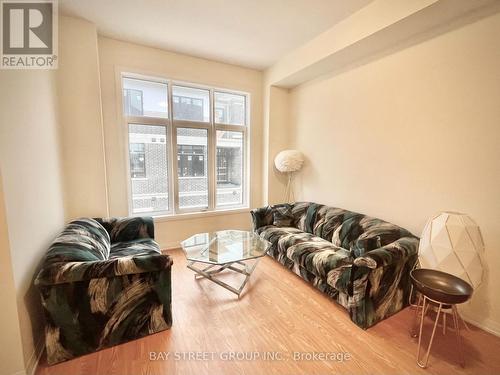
left=251, top=202, right=418, bottom=329
left=34, top=217, right=172, bottom=365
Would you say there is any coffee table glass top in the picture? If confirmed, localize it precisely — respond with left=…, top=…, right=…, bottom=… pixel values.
left=180, top=230, right=270, bottom=264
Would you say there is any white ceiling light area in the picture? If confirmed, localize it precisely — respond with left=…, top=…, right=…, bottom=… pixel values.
left=59, top=0, right=372, bottom=70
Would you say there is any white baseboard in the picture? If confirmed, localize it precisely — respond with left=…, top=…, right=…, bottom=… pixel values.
left=8, top=338, right=43, bottom=375
left=25, top=338, right=44, bottom=375
left=461, top=313, right=500, bottom=338
left=160, top=241, right=181, bottom=251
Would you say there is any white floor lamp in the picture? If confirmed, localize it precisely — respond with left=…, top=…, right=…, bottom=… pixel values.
left=274, top=150, right=304, bottom=203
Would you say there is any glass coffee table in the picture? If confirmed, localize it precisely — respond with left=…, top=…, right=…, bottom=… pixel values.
left=181, top=230, right=271, bottom=297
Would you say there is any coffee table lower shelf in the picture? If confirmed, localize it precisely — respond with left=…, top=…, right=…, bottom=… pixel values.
left=187, top=257, right=262, bottom=298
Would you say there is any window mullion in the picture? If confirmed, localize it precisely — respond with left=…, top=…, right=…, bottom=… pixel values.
left=208, top=88, right=216, bottom=211
left=214, top=124, right=247, bottom=133
left=171, top=119, right=210, bottom=129
left=125, top=115, right=168, bottom=126
left=167, top=82, right=178, bottom=214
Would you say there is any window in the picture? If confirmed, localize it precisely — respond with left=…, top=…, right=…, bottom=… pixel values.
left=128, top=124, right=169, bottom=214
left=129, top=143, right=146, bottom=178
left=178, top=145, right=206, bottom=177
left=123, top=78, right=168, bottom=118
left=216, top=131, right=243, bottom=207
left=123, top=89, right=143, bottom=116
left=214, top=91, right=246, bottom=125
left=177, top=128, right=209, bottom=210
left=172, top=85, right=210, bottom=122
left=122, top=74, right=249, bottom=215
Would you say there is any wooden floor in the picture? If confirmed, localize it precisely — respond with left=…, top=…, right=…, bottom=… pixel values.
left=37, top=249, right=500, bottom=375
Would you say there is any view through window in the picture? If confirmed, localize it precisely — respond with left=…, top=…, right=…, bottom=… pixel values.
left=123, top=75, right=248, bottom=215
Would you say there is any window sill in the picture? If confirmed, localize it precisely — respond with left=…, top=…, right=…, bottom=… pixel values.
left=152, top=207, right=250, bottom=223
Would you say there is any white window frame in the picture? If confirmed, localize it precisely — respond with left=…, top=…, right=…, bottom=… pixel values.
left=121, top=72, right=250, bottom=217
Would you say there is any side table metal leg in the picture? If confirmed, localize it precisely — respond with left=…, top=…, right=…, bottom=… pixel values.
left=442, top=312, right=447, bottom=335
left=416, top=297, right=427, bottom=365
left=459, top=313, right=471, bottom=331
left=411, top=293, right=422, bottom=338
left=417, top=297, right=442, bottom=369
left=452, top=305, right=465, bottom=368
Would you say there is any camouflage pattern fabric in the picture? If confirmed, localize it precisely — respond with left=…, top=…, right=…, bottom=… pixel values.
left=34, top=217, right=172, bottom=365
left=272, top=203, right=294, bottom=227
left=252, top=202, right=418, bottom=329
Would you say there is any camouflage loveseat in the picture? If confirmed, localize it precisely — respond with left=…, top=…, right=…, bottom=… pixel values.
left=251, top=202, right=418, bottom=329
left=34, top=217, right=172, bottom=365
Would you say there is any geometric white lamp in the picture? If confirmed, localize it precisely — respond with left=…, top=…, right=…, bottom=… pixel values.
left=418, top=212, right=485, bottom=289
left=274, top=150, right=304, bottom=203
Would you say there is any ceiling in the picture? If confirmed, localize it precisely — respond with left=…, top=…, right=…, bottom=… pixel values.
left=59, top=0, right=372, bottom=70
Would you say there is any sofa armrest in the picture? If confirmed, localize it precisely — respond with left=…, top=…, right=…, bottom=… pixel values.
left=35, top=253, right=172, bottom=286
left=95, top=216, right=154, bottom=242
left=353, top=236, right=419, bottom=269
left=250, top=206, right=274, bottom=231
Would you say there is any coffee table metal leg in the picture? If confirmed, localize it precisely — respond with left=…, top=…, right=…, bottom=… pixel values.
left=235, top=258, right=262, bottom=297
left=187, top=262, right=241, bottom=295
left=190, top=261, right=217, bottom=279
left=187, top=257, right=262, bottom=297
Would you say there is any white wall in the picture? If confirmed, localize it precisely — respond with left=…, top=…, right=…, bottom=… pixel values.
left=0, top=173, right=25, bottom=375
left=0, top=70, right=66, bottom=373
left=58, top=16, right=108, bottom=220
left=98, top=36, right=264, bottom=248
left=262, top=85, right=290, bottom=205
left=287, top=12, right=500, bottom=333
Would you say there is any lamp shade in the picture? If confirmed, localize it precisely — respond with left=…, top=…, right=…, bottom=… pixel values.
left=274, top=150, right=304, bottom=173
left=418, top=212, right=484, bottom=289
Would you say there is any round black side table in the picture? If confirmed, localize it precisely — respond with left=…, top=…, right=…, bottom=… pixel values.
left=410, top=268, right=473, bottom=369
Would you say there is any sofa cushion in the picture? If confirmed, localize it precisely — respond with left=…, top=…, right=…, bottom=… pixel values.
left=109, top=238, right=160, bottom=259
left=332, top=215, right=414, bottom=258
left=311, top=206, right=351, bottom=241
left=97, top=217, right=154, bottom=243
left=279, top=231, right=334, bottom=260
left=292, top=203, right=348, bottom=239
left=44, top=218, right=110, bottom=265
left=279, top=232, right=352, bottom=278
left=326, top=265, right=354, bottom=295
left=256, top=225, right=303, bottom=244
left=304, top=248, right=352, bottom=280
left=272, top=203, right=294, bottom=227
left=353, top=219, right=414, bottom=256
left=290, top=202, right=314, bottom=231
left=251, top=206, right=274, bottom=230
left=302, top=203, right=322, bottom=233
